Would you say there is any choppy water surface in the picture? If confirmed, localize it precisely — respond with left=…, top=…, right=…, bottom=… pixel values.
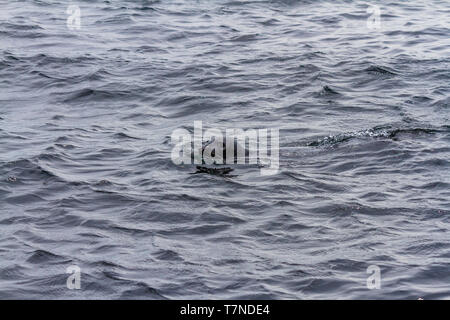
left=0, top=0, right=449, bottom=299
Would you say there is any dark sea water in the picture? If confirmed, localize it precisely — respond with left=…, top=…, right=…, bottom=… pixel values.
left=0, top=0, right=449, bottom=299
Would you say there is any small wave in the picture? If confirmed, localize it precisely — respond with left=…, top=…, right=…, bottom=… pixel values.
left=307, top=126, right=439, bottom=147
left=26, top=250, right=69, bottom=265
left=58, top=88, right=132, bottom=103
left=365, top=65, right=397, bottom=76
left=317, top=85, right=340, bottom=96
left=113, top=132, right=143, bottom=140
